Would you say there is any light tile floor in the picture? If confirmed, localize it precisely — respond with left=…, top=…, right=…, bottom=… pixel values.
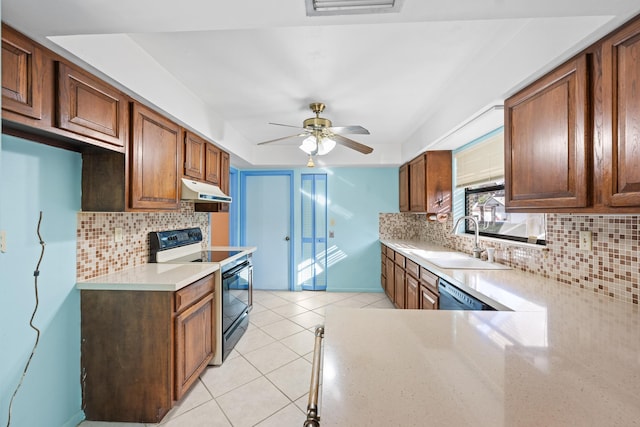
left=78, top=290, right=393, bottom=427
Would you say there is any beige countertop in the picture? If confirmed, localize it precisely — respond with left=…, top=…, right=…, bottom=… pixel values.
left=320, top=239, right=640, bottom=426
left=77, top=246, right=255, bottom=291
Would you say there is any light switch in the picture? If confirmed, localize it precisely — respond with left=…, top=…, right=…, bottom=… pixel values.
left=329, top=230, right=334, bottom=238
left=114, top=227, right=123, bottom=243
left=0, top=230, right=6, bottom=253
left=579, top=231, right=592, bottom=251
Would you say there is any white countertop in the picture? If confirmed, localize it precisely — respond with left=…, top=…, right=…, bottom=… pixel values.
left=77, top=246, right=256, bottom=291
left=319, top=239, right=640, bottom=426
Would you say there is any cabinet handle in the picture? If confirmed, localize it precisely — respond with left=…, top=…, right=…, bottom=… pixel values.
left=304, top=326, right=324, bottom=427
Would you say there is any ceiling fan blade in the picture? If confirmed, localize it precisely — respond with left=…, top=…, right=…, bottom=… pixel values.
left=328, top=125, right=370, bottom=135
left=257, top=133, right=307, bottom=145
left=331, top=134, right=374, bottom=154
left=269, top=122, right=307, bottom=130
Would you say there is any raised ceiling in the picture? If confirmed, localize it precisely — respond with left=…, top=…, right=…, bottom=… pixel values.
left=3, top=0, right=640, bottom=167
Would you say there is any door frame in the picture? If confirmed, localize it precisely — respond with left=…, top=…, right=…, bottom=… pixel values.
left=239, top=170, right=294, bottom=291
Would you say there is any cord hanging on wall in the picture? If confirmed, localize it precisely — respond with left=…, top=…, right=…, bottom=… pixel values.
left=6, top=211, right=45, bottom=427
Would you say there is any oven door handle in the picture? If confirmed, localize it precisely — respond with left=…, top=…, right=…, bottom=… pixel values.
left=222, top=261, right=251, bottom=279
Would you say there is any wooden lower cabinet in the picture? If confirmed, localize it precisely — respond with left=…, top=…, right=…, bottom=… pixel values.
left=385, top=253, right=395, bottom=301
left=81, top=274, right=215, bottom=423
left=175, top=293, right=214, bottom=400
left=394, top=265, right=406, bottom=309
left=420, top=285, right=439, bottom=310
left=406, top=275, right=419, bottom=309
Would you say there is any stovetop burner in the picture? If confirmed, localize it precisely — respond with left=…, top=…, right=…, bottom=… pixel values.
left=177, top=250, right=244, bottom=263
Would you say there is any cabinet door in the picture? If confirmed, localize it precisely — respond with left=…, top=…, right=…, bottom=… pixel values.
left=425, top=151, right=452, bottom=213
left=409, top=155, right=426, bottom=211
left=385, top=256, right=395, bottom=301
left=218, top=151, right=230, bottom=212
left=406, top=274, right=419, bottom=309
left=420, top=285, right=438, bottom=310
left=394, top=266, right=405, bottom=309
left=57, top=61, right=127, bottom=148
left=184, top=131, right=205, bottom=180
left=1, top=25, right=43, bottom=120
left=399, top=163, right=409, bottom=212
left=204, top=143, right=222, bottom=185
left=504, top=55, right=589, bottom=210
left=175, top=293, right=214, bottom=400
left=601, top=20, right=640, bottom=207
left=130, top=103, right=181, bottom=210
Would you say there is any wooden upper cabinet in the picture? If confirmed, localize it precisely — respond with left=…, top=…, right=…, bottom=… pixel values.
left=130, top=103, right=181, bottom=210
left=205, top=143, right=222, bottom=185
left=399, top=163, right=409, bottom=212
left=184, top=131, right=206, bottom=181
left=406, top=151, right=452, bottom=213
left=504, top=55, right=590, bottom=211
left=1, top=25, right=44, bottom=121
left=601, top=19, right=640, bottom=208
left=409, top=155, right=426, bottom=212
left=218, top=151, right=230, bottom=212
left=56, top=61, right=127, bottom=148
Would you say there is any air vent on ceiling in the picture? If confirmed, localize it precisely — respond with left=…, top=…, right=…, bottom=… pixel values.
left=305, top=0, right=402, bottom=17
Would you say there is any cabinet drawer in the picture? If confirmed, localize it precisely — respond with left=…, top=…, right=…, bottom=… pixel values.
left=405, top=259, right=419, bottom=278
left=381, top=244, right=387, bottom=257
left=175, top=274, right=214, bottom=313
left=420, top=267, right=439, bottom=295
left=394, top=252, right=405, bottom=268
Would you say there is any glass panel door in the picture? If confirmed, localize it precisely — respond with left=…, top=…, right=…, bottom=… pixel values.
left=301, top=174, right=327, bottom=291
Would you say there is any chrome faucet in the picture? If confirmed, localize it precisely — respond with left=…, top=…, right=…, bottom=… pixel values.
left=451, top=216, right=484, bottom=258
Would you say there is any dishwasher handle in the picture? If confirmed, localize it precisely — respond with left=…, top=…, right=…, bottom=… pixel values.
left=304, top=326, right=324, bottom=427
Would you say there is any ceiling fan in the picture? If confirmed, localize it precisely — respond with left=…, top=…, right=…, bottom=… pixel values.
left=257, top=102, right=373, bottom=166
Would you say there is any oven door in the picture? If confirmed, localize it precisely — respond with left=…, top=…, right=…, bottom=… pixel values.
left=222, top=260, right=251, bottom=333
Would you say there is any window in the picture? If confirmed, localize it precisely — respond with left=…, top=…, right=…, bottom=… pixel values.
left=464, top=183, right=546, bottom=245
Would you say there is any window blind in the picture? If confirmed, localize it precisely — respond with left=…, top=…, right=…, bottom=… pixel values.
left=455, top=131, right=504, bottom=188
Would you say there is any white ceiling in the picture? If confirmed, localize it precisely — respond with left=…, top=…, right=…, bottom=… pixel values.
left=3, top=0, right=640, bottom=168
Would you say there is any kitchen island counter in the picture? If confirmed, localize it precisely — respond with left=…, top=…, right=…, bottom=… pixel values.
left=321, top=304, right=640, bottom=426
left=317, top=239, right=640, bottom=425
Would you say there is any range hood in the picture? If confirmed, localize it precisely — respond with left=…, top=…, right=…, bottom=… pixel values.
left=181, top=178, right=232, bottom=203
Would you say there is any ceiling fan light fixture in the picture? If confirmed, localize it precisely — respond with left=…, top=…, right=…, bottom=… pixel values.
left=300, top=135, right=336, bottom=155
left=300, top=136, right=318, bottom=154
left=317, top=137, right=336, bottom=155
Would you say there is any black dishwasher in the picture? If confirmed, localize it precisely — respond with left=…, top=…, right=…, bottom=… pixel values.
left=438, top=279, right=496, bottom=310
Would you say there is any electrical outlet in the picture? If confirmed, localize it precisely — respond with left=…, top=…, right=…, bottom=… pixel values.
left=0, top=230, right=6, bottom=253
left=114, top=227, right=123, bottom=243
left=579, top=231, right=592, bottom=251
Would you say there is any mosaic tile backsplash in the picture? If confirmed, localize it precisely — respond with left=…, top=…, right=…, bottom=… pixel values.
left=379, top=213, right=639, bottom=305
left=77, top=202, right=210, bottom=280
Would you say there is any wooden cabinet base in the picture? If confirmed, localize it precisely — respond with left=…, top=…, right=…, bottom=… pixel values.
left=81, top=281, right=215, bottom=423
left=81, top=290, right=174, bottom=423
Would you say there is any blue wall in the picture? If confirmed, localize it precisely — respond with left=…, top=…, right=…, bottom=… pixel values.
left=0, top=135, right=83, bottom=427
left=240, top=167, right=398, bottom=293
left=322, top=167, right=398, bottom=292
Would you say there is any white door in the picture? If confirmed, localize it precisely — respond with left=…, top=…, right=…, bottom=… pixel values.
left=243, top=173, right=291, bottom=290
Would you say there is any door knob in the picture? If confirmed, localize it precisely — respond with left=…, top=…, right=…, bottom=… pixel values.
left=285, top=236, right=290, bottom=241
